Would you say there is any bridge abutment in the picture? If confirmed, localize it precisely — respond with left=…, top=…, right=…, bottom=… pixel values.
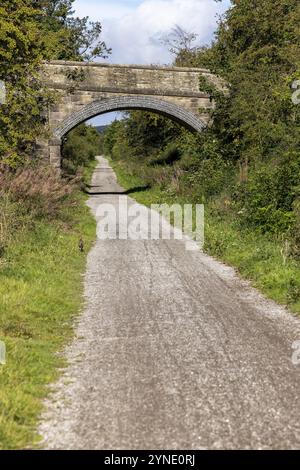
left=49, top=139, right=62, bottom=169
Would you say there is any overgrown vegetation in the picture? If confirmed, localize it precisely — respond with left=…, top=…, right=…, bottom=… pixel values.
left=104, top=0, right=300, bottom=313
left=62, top=123, right=103, bottom=177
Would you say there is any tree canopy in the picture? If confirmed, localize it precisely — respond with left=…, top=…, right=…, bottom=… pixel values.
left=0, top=0, right=110, bottom=167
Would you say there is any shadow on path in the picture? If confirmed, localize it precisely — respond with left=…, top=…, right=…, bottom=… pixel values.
left=84, top=185, right=150, bottom=196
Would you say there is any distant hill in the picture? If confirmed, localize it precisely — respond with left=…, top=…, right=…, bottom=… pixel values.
left=95, top=125, right=108, bottom=134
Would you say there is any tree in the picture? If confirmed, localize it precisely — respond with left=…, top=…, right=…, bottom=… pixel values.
left=0, top=0, right=110, bottom=167
left=38, top=0, right=111, bottom=61
left=62, top=124, right=101, bottom=175
left=0, top=0, right=48, bottom=167
left=161, top=25, right=199, bottom=67
left=185, top=0, right=300, bottom=235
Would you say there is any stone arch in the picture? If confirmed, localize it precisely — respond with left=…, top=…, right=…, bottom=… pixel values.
left=54, top=96, right=206, bottom=139
left=49, top=96, right=207, bottom=168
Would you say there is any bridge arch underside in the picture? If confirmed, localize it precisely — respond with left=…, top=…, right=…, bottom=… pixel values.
left=49, top=96, right=207, bottom=168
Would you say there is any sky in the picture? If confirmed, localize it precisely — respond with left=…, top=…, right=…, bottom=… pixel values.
left=73, top=0, right=230, bottom=125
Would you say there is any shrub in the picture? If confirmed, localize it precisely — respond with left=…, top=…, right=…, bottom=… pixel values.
left=62, top=124, right=101, bottom=176
left=151, top=144, right=181, bottom=166
left=0, top=164, right=75, bottom=220
left=233, top=157, right=300, bottom=235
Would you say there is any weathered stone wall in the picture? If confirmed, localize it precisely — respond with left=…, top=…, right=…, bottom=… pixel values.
left=40, top=60, right=218, bottom=168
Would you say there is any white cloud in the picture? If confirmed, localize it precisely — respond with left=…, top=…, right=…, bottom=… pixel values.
left=74, top=0, right=136, bottom=21
left=74, top=0, right=230, bottom=65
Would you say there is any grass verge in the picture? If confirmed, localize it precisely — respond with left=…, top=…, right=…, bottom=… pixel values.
left=109, top=158, right=300, bottom=315
left=0, top=183, right=96, bottom=449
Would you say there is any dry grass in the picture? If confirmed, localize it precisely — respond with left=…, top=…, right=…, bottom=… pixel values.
left=0, top=164, right=76, bottom=220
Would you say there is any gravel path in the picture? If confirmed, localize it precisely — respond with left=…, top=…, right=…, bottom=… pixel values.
left=39, top=156, right=300, bottom=450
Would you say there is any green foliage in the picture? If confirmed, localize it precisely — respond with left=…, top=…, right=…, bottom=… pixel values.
left=104, top=112, right=183, bottom=161
left=233, top=156, right=300, bottom=234
left=0, top=0, right=50, bottom=167
left=205, top=1, right=300, bottom=160
left=38, top=0, right=111, bottom=61
left=103, top=120, right=129, bottom=159
left=62, top=124, right=101, bottom=176
left=151, top=143, right=181, bottom=166
left=202, top=0, right=300, bottom=243
left=0, top=0, right=110, bottom=167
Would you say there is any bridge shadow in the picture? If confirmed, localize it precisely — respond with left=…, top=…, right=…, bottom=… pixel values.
left=84, top=185, right=150, bottom=196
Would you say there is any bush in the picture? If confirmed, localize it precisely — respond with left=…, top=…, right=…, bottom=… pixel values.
left=233, top=157, right=300, bottom=234
left=151, top=143, right=182, bottom=166
left=0, top=164, right=75, bottom=221
left=62, top=124, right=101, bottom=176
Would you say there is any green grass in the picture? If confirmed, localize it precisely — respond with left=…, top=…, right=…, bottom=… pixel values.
left=0, top=189, right=96, bottom=449
left=109, top=157, right=300, bottom=315
left=204, top=216, right=300, bottom=313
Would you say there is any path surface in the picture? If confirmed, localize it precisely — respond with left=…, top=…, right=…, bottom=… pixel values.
left=39, top=156, right=300, bottom=450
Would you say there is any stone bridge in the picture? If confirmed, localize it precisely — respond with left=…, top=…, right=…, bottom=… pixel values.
left=39, top=60, right=220, bottom=168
